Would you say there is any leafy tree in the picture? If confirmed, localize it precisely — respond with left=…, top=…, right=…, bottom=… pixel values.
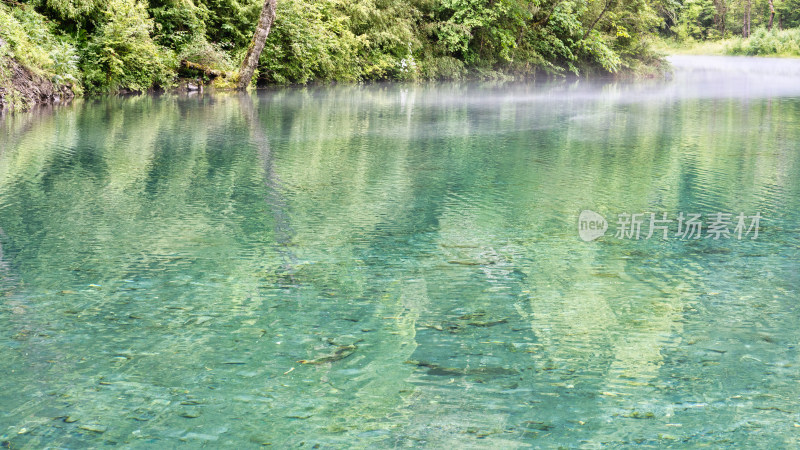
left=775, top=0, right=800, bottom=28
left=29, top=0, right=106, bottom=32
left=149, top=0, right=209, bottom=49
left=196, top=0, right=261, bottom=49
left=81, top=0, right=174, bottom=93
left=256, top=0, right=360, bottom=83
left=237, top=0, right=275, bottom=88
left=0, top=4, right=81, bottom=85
left=673, top=0, right=717, bottom=40
left=4, top=0, right=740, bottom=96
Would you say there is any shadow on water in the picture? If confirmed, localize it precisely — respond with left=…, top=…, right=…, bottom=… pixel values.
left=238, top=94, right=298, bottom=276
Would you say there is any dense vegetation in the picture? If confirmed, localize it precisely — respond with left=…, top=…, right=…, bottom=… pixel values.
left=0, top=0, right=798, bottom=99
left=668, top=0, right=799, bottom=40
left=663, top=0, right=800, bottom=56
left=2, top=0, right=670, bottom=96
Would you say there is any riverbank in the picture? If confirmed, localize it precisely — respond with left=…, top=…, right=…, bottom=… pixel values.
left=1, top=0, right=670, bottom=114
left=0, top=53, right=669, bottom=115
left=654, top=28, right=800, bottom=58
left=0, top=56, right=74, bottom=113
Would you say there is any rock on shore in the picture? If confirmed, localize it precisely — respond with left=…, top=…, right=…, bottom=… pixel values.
left=0, top=55, right=74, bottom=113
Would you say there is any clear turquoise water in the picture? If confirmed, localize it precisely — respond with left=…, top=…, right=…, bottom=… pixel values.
left=1, top=56, right=800, bottom=447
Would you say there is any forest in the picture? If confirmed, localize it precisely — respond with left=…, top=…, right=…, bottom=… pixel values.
left=0, top=0, right=799, bottom=99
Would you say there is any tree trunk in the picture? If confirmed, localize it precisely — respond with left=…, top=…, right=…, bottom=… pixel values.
left=238, top=95, right=297, bottom=272
left=181, top=60, right=225, bottom=79
left=747, top=0, right=751, bottom=37
left=712, top=0, right=726, bottom=35
left=237, top=0, right=277, bottom=91
left=742, top=0, right=751, bottom=37
left=768, top=0, right=775, bottom=30
left=582, top=0, right=613, bottom=40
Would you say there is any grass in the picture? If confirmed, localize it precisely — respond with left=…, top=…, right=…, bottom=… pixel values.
left=653, top=27, right=800, bottom=58
left=651, top=37, right=730, bottom=56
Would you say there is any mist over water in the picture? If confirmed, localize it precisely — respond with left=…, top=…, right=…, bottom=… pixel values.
left=666, top=55, right=800, bottom=99
left=1, top=57, right=799, bottom=447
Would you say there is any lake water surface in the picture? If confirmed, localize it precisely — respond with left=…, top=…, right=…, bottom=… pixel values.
left=1, top=56, right=800, bottom=447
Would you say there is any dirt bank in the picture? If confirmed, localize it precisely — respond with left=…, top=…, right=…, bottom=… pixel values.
left=0, top=55, right=74, bottom=114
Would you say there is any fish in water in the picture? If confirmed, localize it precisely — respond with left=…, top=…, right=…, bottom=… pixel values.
left=406, top=360, right=519, bottom=376
left=298, top=344, right=358, bottom=365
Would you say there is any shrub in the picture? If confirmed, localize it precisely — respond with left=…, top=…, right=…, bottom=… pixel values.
left=81, top=0, right=175, bottom=93
left=672, top=0, right=716, bottom=41
left=0, top=5, right=54, bottom=74
left=178, top=35, right=235, bottom=72
left=726, top=27, right=800, bottom=57
left=30, top=0, right=106, bottom=31
left=0, top=4, right=80, bottom=88
left=150, top=0, right=209, bottom=50
left=197, top=0, right=261, bottom=50
left=257, top=0, right=360, bottom=84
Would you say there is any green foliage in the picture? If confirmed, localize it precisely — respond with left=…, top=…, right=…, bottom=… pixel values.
left=428, top=0, right=526, bottom=69
left=336, top=0, right=422, bottom=80
left=0, top=5, right=53, bottom=72
left=525, top=2, right=586, bottom=74
left=662, top=0, right=800, bottom=43
left=602, top=0, right=663, bottom=72
left=81, top=0, right=175, bottom=93
left=49, top=40, right=81, bottom=86
left=256, top=0, right=425, bottom=84
left=672, top=0, right=717, bottom=40
left=178, top=35, right=235, bottom=71
left=3, top=0, right=679, bottom=97
left=726, top=27, right=800, bottom=56
left=257, top=0, right=360, bottom=84
left=0, top=4, right=80, bottom=87
left=30, top=0, right=106, bottom=30
left=150, top=0, right=209, bottom=49
left=775, top=0, right=800, bottom=29
left=196, top=0, right=260, bottom=50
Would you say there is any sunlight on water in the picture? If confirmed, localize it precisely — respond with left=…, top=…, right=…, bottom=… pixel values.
left=1, top=57, right=799, bottom=447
